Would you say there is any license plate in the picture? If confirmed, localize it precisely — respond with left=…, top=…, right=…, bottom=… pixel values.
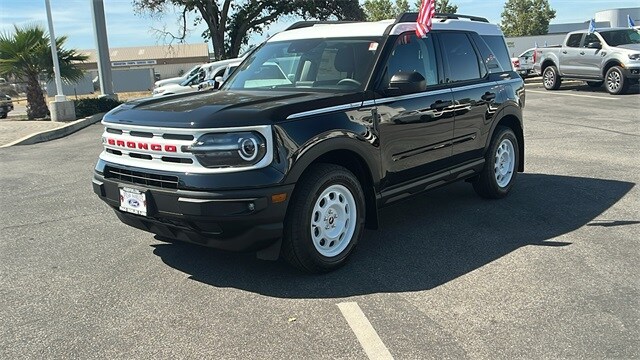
left=119, top=187, right=147, bottom=216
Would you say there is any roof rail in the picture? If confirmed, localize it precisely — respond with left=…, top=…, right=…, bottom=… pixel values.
left=285, top=21, right=359, bottom=31
left=396, top=12, right=489, bottom=24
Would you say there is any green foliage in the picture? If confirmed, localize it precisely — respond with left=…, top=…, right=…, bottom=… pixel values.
left=133, top=0, right=365, bottom=60
left=364, top=0, right=412, bottom=21
left=500, top=0, right=556, bottom=36
left=0, top=24, right=87, bottom=83
left=413, top=0, right=458, bottom=14
left=74, top=98, right=123, bottom=119
left=0, top=24, right=87, bottom=119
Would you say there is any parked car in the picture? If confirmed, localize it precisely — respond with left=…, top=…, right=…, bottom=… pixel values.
left=0, top=93, right=14, bottom=119
left=153, top=64, right=203, bottom=88
left=511, top=48, right=536, bottom=78
left=93, top=13, right=524, bottom=273
left=533, top=27, right=640, bottom=94
left=152, top=58, right=244, bottom=97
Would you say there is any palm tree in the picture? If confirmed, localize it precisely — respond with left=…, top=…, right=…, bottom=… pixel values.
left=0, top=25, right=87, bottom=119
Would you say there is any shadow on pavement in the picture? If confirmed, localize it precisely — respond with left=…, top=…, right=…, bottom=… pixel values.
left=151, top=173, right=634, bottom=298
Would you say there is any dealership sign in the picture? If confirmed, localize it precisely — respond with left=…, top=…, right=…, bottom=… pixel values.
left=111, top=60, right=157, bottom=67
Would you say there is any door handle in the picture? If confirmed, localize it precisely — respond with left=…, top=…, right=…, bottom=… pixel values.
left=430, top=100, right=452, bottom=110
left=580, top=51, right=585, bottom=55
left=482, top=92, right=496, bottom=101
left=562, top=50, right=568, bottom=54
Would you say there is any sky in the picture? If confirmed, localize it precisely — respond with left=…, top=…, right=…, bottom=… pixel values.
left=1, top=0, right=638, bottom=52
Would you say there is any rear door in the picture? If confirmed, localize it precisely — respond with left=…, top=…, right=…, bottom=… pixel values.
left=559, top=33, right=584, bottom=75
left=439, top=31, right=501, bottom=164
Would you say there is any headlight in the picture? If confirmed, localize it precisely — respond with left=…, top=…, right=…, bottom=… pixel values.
left=629, top=53, right=640, bottom=60
left=184, top=132, right=267, bottom=168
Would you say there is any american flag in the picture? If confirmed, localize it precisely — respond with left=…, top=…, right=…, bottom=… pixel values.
left=416, top=0, right=436, bottom=38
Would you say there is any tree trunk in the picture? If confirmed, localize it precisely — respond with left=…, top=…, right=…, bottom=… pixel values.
left=26, top=73, right=48, bottom=119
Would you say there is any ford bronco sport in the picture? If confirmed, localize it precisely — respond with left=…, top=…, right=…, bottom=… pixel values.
left=93, top=13, right=525, bottom=273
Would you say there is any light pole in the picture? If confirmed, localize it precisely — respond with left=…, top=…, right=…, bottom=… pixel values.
left=44, top=0, right=76, bottom=121
left=91, top=0, right=116, bottom=99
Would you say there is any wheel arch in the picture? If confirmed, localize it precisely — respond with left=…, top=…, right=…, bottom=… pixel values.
left=487, top=105, right=525, bottom=173
left=602, top=60, right=622, bottom=78
left=284, top=140, right=380, bottom=230
left=540, top=59, right=556, bottom=74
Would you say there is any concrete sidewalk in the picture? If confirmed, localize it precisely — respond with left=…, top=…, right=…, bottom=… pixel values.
left=0, top=113, right=103, bottom=148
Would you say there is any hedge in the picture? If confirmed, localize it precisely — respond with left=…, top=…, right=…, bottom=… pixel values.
left=74, top=97, right=123, bottom=119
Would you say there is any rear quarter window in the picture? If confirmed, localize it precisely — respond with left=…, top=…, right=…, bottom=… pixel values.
left=480, top=35, right=511, bottom=73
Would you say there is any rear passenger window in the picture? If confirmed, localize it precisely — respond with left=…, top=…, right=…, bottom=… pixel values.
left=566, top=34, right=582, bottom=47
left=439, top=32, right=481, bottom=82
left=384, top=33, right=438, bottom=87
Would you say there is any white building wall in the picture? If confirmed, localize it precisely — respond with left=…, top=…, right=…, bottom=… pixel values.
left=504, top=34, right=567, bottom=57
left=595, top=8, right=640, bottom=27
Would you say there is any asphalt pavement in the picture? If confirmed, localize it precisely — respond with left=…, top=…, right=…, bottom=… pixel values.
left=0, top=83, right=638, bottom=359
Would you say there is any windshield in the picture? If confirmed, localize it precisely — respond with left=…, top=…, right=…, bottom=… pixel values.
left=222, top=37, right=383, bottom=92
left=599, top=29, right=640, bottom=46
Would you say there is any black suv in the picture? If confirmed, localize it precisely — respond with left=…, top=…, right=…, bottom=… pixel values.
left=93, top=13, right=525, bottom=273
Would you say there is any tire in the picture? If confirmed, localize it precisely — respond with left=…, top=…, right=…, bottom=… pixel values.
left=605, top=66, right=629, bottom=95
left=542, top=65, right=561, bottom=90
left=472, top=126, right=519, bottom=199
left=0, top=113, right=6, bottom=119
left=281, top=164, right=366, bottom=273
left=586, top=81, right=603, bottom=88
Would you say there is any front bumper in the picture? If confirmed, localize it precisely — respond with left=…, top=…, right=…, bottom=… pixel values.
left=93, top=171, right=293, bottom=252
left=622, top=66, right=640, bottom=79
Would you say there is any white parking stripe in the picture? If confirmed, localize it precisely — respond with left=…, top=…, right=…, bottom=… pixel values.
left=526, top=89, right=620, bottom=100
left=337, top=302, right=394, bottom=360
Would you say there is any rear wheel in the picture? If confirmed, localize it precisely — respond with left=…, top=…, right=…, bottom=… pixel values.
left=282, top=164, right=365, bottom=273
left=472, top=126, right=519, bottom=199
left=543, top=65, right=561, bottom=90
left=586, top=81, right=603, bottom=88
left=605, top=66, right=629, bottom=95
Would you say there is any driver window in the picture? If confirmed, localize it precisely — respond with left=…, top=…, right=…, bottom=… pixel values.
left=385, top=33, right=437, bottom=88
left=583, top=33, right=599, bottom=47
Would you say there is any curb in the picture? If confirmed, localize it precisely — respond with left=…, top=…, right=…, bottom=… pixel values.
left=0, top=113, right=105, bottom=148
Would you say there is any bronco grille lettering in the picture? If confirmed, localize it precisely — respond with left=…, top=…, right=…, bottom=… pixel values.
left=106, top=138, right=178, bottom=153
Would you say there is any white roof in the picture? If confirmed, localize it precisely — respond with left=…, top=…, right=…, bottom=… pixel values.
left=268, top=18, right=502, bottom=42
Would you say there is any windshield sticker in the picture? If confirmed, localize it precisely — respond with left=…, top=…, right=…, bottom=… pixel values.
left=368, top=42, right=379, bottom=51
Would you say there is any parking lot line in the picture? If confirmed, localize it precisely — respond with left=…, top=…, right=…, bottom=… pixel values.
left=337, top=302, right=394, bottom=360
left=526, top=89, right=620, bottom=100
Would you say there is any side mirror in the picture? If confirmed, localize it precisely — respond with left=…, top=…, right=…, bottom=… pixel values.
left=387, top=71, right=426, bottom=95
left=213, top=76, right=224, bottom=89
left=587, top=41, right=601, bottom=49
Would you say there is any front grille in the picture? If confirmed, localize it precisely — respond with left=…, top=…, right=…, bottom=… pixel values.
left=105, top=166, right=179, bottom=189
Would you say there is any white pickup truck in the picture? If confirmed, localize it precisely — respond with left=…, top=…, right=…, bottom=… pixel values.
left=533, top=27, right=640, bottom=94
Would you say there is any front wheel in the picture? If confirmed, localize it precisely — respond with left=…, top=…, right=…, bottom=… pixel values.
left=472, top=126, right=519, bottom=199
left=543, top=65, right=562, bottom=90
left=282, top=164, right=365, bottom=273
left=605, top=66, right=629, bottom=95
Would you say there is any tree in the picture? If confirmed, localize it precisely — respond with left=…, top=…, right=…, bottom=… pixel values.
left=364, top=0, right=410, bottom=21
left=0, top=25, right=87, bottom=119
left=413, top=0, right=458, bottom=14
left=133, top=0, right=365, bottom=60
left=500, top=0, right=556, bottom=36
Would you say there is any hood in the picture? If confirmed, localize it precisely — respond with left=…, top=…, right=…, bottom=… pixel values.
left=103, top=89, right=362, bottom=128
left=616, top=44, right=640, bottom=52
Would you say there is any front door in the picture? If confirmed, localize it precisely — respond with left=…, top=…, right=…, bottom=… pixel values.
left=375, top=32, right=455, bottom=189
left=578, top=33, right=605, bottom=78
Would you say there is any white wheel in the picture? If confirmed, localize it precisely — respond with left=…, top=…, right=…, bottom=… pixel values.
left=472, top=126, right=519, bottom=199
left=282, top=164, right=365, bottom=273
left=494, top=139, right=515, bottom=188
left=310, top=184, right=357, bottom=258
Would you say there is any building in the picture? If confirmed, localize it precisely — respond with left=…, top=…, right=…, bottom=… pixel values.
left=77, top=43, right=210, bottom=81
left=505, top=7, right=639, bottom=57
